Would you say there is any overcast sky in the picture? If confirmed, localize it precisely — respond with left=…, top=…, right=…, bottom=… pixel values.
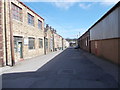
left=24, top=1, right=118, bottom=39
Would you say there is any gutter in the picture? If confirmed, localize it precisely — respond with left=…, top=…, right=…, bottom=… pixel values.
left=4, top=0, right=8, bottom=66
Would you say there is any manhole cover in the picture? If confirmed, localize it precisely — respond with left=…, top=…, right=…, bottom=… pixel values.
left=58, top=69, right=75, bottom=74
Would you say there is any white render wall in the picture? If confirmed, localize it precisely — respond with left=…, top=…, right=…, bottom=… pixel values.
left=90, top=7, right=119, bottom=40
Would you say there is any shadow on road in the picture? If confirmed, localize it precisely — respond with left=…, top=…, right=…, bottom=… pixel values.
left=2, top=48, right=119, bottom=88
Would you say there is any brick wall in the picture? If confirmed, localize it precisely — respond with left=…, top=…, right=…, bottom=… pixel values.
left=7, top=0, right=45, bottom=61
left=0, top=0, right=3, bottom=67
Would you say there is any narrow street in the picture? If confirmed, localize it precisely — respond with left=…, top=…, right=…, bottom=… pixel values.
left=2, top=48, right=119, bottom=88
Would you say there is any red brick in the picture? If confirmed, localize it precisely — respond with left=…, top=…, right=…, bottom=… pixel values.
left=0, top=28, right=2, bottom=34
left=0, top=43, right=3, bottom=49
left=0, top=58, right=4, bottom=67
left=0, top=35, right=3, bottom=41
left=0, top=1, right=1, bottom=6
left=0, top=19, right=2, bottom=25
left=0, top=7, right=2, bottom=12
left=0, top=14, right=1, bottom=19
left=0, top=51, right=3, bottom=57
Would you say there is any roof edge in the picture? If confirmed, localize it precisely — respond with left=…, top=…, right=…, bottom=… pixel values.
left=17, top=0, right=44, bottom=20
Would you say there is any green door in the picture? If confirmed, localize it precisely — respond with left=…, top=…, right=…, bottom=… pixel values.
left=18, top=42, right=23, bottom=58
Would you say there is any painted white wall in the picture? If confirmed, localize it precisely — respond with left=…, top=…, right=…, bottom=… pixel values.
left=90, top=7, right=119, bottom=40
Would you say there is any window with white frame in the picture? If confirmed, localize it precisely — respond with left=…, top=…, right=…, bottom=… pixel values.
left=11, top=3, right=22, bottom=21
left=28, top=13, right=34, bottom=26
left=28, top=37, right=35, bottom=49
left=39, top=38, right=43, bottom=48
left=38, top=20, right=42, bottom=30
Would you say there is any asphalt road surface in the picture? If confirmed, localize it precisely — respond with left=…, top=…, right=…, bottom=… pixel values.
left=2, top=48, right=119, bottom=88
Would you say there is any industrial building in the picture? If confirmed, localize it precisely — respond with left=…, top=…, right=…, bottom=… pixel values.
left=44, top=24, right=69, bottom=54
left=0, top=0, right=69, bottom=67
left=78, top=2, right=120, bottom=65
left=78, top=30, right=90, bottom=52
left=0, top=0, right=45, bottom=66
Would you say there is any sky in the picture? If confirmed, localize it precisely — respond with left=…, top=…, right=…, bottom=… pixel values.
left=23, top=0, right=118, bottom=39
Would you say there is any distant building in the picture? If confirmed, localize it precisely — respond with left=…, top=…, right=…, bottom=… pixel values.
left=66, top=39, right=77, bottom=47
left=0, top=0, right=71, bottom=67
left=44, top=25, right=54, bottom=54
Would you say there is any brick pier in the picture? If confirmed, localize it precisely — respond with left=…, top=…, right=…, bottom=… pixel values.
left=0, top=0, right=3, bottom=67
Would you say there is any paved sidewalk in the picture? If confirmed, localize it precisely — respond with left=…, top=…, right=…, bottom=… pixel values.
left=1, top=50, right=63, bottom=74
left=78, top=49, right=120, bottom=83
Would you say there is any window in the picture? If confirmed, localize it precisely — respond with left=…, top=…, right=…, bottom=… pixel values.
left=38, top=20, right=42, bottom=30
left=11, top=3, right=22, bottom=21
left=28, top=37, right=35, bottom=49
left=39, top=38, right=43, bottom=48
left=28, top=13, right=34, bottom=26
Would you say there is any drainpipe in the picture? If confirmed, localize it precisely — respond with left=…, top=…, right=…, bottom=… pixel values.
left=62, top=38, right=63, bottom=50
left=44, top=37, right=46, bottom=55
left=4, top=0, right=9, bottom=66
left=53, top=33, right=55, bottom=52
left=8, top=0, right=15, bottom=66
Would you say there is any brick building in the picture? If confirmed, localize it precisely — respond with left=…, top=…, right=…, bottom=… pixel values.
left=44, top=24, right=66, bottom=53
left=0, top=0, right=4, bottom=66
left=78, top=30, right=90, bottom=52
left=78, top=2, right=120, bottom=65
left=44, top=24, right=54, bottom=54
left=0, top=0, right=69, bottom=67
left=1, top=0, right=45, bottom=66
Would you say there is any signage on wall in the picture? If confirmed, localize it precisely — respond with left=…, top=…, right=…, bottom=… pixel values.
left=24, top=38, right=28, bottom=45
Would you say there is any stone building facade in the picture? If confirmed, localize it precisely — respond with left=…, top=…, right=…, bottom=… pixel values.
left=44, top=25, right=54, bottom=54
left=0, top=0, right=4, bottom=66
left=44, top=24, right=64, bottom=53
left=0, top=0, right=69, bottom=67
left=1, top=0, right=45, bottom=66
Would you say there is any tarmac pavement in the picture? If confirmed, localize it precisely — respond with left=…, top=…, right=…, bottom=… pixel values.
left=2, top=48, right=120, bottom=88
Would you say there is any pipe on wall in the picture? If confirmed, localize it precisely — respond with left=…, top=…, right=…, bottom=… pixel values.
left=4, top=0, right=9, bottom=66
left=8, top=0, right=15, bottom=66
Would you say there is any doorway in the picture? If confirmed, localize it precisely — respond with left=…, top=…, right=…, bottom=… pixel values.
left=18, top=42, right=23, bottom=58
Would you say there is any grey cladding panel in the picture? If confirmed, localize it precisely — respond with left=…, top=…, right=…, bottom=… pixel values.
left=90, top=8, right=119, bottom=40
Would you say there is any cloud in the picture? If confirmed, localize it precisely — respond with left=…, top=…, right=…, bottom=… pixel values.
left=52, top=2, right=75, bottom=10
left=20, top=0, right=119, bottom=2
left=50, top=0, right=118, bottom=10
left=100, top=2, right=117, bottom=6
left=79, top=3, right=92, bottom=9
left=20, top=0, right=119, bottom=10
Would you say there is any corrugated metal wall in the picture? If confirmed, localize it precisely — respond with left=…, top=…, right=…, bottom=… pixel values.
left=90, top=8, right=119, bottom=40
left=90, top=6, right=120, bottom=64
left=78, top=3, right=120, bottom=65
